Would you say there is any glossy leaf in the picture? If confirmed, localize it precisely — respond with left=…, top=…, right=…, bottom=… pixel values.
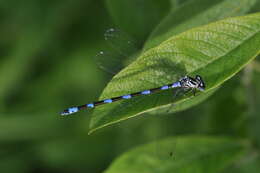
left=89, top=13, right=260, bottom=134
left=105, top=136, right=248, bottom=173
left=144, top=0, right=258, bottom=50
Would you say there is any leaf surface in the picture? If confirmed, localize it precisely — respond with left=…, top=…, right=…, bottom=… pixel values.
left=89, top=13, right=260, bottom=134
left=105, top=136, right=248, bottom=173
left=144, top=0, right=258, bottom=50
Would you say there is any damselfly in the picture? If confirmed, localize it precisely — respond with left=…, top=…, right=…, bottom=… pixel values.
left=59, top=28, right=206, bottom=171
left=60, top=75, right=205, bottom=116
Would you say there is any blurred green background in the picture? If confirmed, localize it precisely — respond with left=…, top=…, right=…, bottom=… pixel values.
left=0, top=0, right=260, bottom=172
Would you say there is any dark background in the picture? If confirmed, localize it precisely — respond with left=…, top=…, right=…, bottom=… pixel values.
left=0, top=0, right=260, bottom=173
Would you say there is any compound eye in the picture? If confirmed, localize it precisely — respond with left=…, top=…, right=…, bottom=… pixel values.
left=195, top=75, right=202, bottom=80
left=200, top=80, right=206, bottom=89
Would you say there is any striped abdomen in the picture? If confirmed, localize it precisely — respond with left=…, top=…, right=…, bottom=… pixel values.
left=60, top=81, right=181, bottom=116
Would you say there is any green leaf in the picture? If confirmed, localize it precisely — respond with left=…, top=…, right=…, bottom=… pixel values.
left=89, top=13, right=260, bottom=134
left=222, top=152, right=260, bottom=173
left=104, top=136, right=248, bottom=173
left=144, top=0, right=258, bottom=51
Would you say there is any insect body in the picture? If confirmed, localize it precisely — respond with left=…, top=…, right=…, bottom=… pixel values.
left=60, top=75, right=206, bottom=116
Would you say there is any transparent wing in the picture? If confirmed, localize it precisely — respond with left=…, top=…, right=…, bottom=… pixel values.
left=104, top=28, right=139, bottom=56
left=95, top=50, right=124, bottom=75
left=95, top=28, right=139, bottom=75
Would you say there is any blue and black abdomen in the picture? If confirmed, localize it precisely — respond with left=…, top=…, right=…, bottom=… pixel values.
left=60, top=75, right=205, bottom=116
left=60, top=82, right=181, bottom=116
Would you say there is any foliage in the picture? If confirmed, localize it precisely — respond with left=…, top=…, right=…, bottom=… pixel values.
left=90, top=13, right=260, bottom=133
left=0, top=0, right=260, bottom=173
left=105, top=136, right=248, bottom=173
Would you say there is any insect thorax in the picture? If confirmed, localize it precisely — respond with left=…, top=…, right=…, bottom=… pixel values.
left=179, top=76, right=199, bottom=89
